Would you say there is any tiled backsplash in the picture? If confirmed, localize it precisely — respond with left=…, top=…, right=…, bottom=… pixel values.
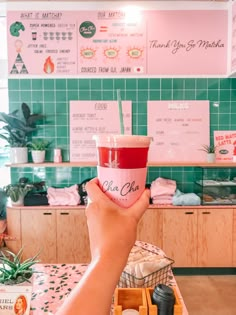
left=8, top=77, right=236, bottom=192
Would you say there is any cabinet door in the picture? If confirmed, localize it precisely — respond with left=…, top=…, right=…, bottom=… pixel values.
left=137, top=208, right=163, bottom=249
left=5, top=207, right=22, bottom=254
left=57, top=209, right=91, bottom=263
left=162, top=209, right=198, bottom=267
left=21, top=209, right=57, bottom=263
left=198, top=208, right=233, bottom=267
left=233, top=209, right=236, bottom=267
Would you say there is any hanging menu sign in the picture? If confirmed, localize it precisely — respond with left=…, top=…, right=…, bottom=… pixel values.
left=147, top=10, right=228, bottom=75
left=69, top=100, right=132, bottom=162
left=8, top=11, right=77, bottom=75
left=77, top=11, right=146, bottom=75
left=147, top=100, right=209, bottom=162
left=7, top=8, right=228, bottom=76
left=231, top=2, right=236, bottom=72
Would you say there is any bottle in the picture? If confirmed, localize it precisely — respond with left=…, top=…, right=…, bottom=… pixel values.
left=54, top=148, right=62, bottom=163
left=152, top=283, right=175, bottom=315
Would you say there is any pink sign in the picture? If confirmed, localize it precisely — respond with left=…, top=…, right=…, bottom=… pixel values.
left=231, top=2, right=236, bottom=72
left=7, top=10, right=146, bottom=76
left=7, top=9, right=228, bottom=76
left=8, top=11, right=77, bottom=75
left=77, top=11, right=146, bottom=75
left=147, top=10, right=228, bottom=75
left=214, top=131, right=236, bottom=162
left=69, top=100, right=132, bottom=162
left=147, top=101, right=209, bottom=162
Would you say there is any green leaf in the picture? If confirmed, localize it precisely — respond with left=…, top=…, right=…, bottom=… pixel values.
left=22, top=102, right=31, bottom=120
left=0, top=247, right=40, bottom=285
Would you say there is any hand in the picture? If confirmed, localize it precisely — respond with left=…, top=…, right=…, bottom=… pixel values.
left=56, top=179, right=150, bottom=315
left=85, top=178, right=150, bottom=261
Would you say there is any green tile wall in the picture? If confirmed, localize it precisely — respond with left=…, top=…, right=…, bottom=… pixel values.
left=8, top=78, right=236, bottom=192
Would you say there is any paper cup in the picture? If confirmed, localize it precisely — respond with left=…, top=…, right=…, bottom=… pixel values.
left=93, top=134, right=152, bottom=207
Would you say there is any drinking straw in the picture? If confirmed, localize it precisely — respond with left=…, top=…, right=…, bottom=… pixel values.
left=117, top=89, right=124, bottom=134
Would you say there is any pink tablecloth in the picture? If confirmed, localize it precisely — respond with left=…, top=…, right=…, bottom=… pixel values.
left=30, top=241, right=188, bottom=314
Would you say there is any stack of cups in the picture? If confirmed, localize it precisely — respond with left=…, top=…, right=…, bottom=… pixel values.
left=93, top=134, right=152, bottom=208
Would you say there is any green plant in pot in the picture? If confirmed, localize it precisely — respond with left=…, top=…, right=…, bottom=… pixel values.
left=3, top=183, right=33, bottom=206
left=200, top=144, right=217, bottom=163
left=0, top=247, right=40, bottom=285
left=0, top=103, right=44, bottom=164
left=27, top=139, right=51, bottom=163
left=0, top=248, right=40, bottom=315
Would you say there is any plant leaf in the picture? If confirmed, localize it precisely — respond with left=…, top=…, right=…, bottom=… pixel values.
left=22, top=102, right=31, bottom=120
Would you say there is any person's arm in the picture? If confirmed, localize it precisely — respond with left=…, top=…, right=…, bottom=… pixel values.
left=56, top=178, right=150, bottom=315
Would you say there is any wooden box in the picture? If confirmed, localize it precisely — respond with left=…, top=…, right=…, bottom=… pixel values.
left=114, top=288, right=148, bottom=315
left=146, top=287, right=183, bottom=315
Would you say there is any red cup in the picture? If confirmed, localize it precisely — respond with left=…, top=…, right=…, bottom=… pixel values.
left=93, top=134, right=152, bottom=207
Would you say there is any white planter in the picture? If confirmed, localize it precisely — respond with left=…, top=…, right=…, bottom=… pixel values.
left=11, top=195, right=24, bottom=207
left=9, top=147, right=28, bottom=164
left=31, top=150, right=45, bottom=163
left=207, top=153, right=215, bottom=163
left=0, top=279, right=32, bottom=315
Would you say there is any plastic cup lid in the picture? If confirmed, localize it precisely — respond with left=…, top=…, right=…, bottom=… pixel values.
left=122, top=309, right=139, bottom=315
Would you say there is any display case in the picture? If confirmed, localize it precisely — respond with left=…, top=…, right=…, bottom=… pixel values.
left=195, top=166, right=236, bottom=205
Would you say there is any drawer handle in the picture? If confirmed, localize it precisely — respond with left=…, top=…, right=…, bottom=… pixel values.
left=202, top=211, right=211, bottom=214
left=60, top=212, right=69, bottom=215
left=185, top=211, right=194, bottom=214
left=43, top=212, right=52, bottom=215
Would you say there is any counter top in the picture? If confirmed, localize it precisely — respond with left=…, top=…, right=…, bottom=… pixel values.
left=30, top=241, right=188, bottom=315
left=7, top=204, right=236, bottom=210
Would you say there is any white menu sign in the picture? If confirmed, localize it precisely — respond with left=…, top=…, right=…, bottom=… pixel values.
left=147, top=100, right=209, bottom=162
left=70, top=100, right=132, bottom=162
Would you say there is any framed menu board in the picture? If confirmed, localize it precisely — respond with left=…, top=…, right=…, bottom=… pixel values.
left=70, top=100, right=132, bottom=162
left=147, top=100, right=209, bottom=162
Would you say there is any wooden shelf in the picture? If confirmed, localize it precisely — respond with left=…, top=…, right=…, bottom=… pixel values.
left=5, top=161, right=236, bottom=168
left=148, top=162, right=236, bottom=167
left=5, top=161, right=97, bottom=168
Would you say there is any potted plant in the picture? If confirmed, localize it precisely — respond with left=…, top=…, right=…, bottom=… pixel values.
left=0, top=247, right=40, bottom=315
left=200, top=144, right=217, bottom=163
left=27, top=139, right=51, bottom=163
left=3, top=182, right=33, bottom=206
left=0, top=103, right=44, bottom=164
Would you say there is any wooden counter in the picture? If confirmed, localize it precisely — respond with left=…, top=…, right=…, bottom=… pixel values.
left=6, top=205, right=236, bottom=267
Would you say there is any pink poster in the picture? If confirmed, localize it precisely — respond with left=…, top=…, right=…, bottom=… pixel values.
left=7, top=10, right=146, bottom=76
left=214, top=131, right=236, bottom=162
left=70, top=100, right=132, bottom=162
left=147, top=101, right=209, bottom=162
left=77, top=11, right=146, bottom=75
left=7, top=8, right=228, bottom=76
left=231, top=2, right=236, bottom=72
left=7, top=11, right=77, bottom=75
left=147, top=10, right=228, bottom=75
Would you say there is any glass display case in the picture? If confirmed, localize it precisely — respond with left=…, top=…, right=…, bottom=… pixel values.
left=195, top=167, right=236, bottom=205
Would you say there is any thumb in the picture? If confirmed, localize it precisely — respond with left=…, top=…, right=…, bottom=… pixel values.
left=128, top=189, right=150, bottom=221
